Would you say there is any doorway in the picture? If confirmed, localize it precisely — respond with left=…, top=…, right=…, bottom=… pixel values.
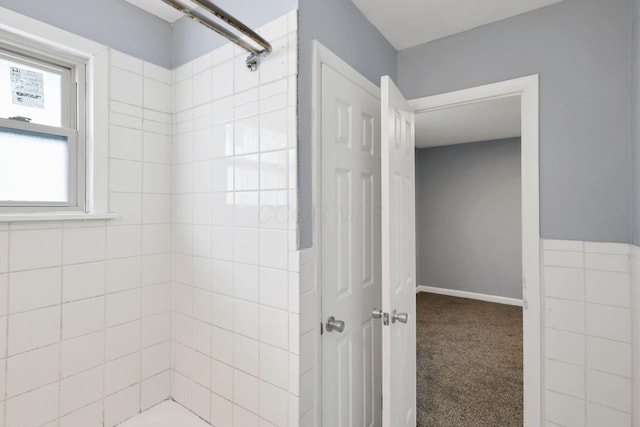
left=409, top=78, right=541, bottom=425
left=312, top=40, right=541, bottom=426
left=412, top=95, right=523, bottom=425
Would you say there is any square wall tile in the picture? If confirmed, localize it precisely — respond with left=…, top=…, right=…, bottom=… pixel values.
left=585, top=303, right=631, bottom=342
left=9, top=306, right=60, bottom=355
left=63, top=227, right=106, bottom=265
left=142, top=371, right=171, bottom=410
left=62, top=297, right=104, bottom=340
left=6, top=344, right=59, bottom=398
left=260, top=343, right=289, bottom=390
left=5, top=382, right=59, bottom=427
left=544, top=390, right=585, bottom=426
left=586, top=403, right=631, bottom=427
left=211, top=359, right=233, bottom=401
left=544, top=359, right=584, bottom=398
left=107, top=226, right=142, bottom=259
left=142, top=341, right=171, bottom=379
left=544, top=266, right=584, bottom=301
left=9, top=267, right=61, bottom=314
left=585, top=270, right=630, bottom=307
left=586, top=370, right=632, bottom=412
left=107, top=257, right=141, bottom=293
left=111, top=67, right=143, bottom=106
left=260, top=306, right=288, bottom=350
left=234, top=335, right=259, bottom=376
left=545, top=297, right=584, bottom=333
left=106, top=321, right=140, bottom=361
left=586, top=336, right=631, bottom=377
left=109, top=159, right=142, bottom=193
left=63, top=262, right=105, bottom=302
left=10, top=229, right=62, bottom=272
left=259, top=229, right=288, bottom=270
left=545, top=328, right=585, bottom=366
left=104, top=384, right=140, bottom=427
left=105, top=353, right=140, bottom=396
left=110, top=125, right=142, bottom=161
left=110, top=192, right=143, bottom=226
left=211, top=326, right=234, bottom=365
left=61, top=331, right=104, bottom=377
left=234, top=370, right=259, bottom=413
left=233, top=299, right=259, bottom=340
left=211, top=393, right=233, bottom=427
left=260, top=267, right=288, bottom=310
left=60, top=366, right=103, bottom=415
left=260, top=381, right=289, bottom=426
left=106, top=289, right=141, bottom=327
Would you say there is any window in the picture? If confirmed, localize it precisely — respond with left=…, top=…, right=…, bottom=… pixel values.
left=0, top=38, right=86, bottom=211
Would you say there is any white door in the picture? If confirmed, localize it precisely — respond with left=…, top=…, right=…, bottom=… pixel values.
left=321, top=63, right=382, bottom=427
left=380, top=75, right=416, bottom=427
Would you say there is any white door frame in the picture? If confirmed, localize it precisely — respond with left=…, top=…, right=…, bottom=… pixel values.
left=409, top=76, right=541, bottom=427
left=311, top=40, right=381, bottom=427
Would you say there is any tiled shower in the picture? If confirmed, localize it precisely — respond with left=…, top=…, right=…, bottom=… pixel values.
left=0, top=10, right=301, bottom=427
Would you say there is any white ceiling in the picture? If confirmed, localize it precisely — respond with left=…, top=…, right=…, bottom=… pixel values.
left=350, top=0, right=563, bottom=50
left=125, top=0, right=199, bottom=23
left=415, top=96, right=521, bottom=149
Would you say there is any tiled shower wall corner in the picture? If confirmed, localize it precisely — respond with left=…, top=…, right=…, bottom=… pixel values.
left=0, top=49, right=174, bottom=427
left=170, top=11, right=301, bottom=427
left=542, top=240, right=634, bottom=426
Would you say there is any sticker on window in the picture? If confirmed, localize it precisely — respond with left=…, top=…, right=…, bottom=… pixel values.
left=10, top=66, right=44, bottom=109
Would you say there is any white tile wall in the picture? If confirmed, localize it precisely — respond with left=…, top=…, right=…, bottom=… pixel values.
left=543, top=239, right=634, bottom=426
left=0, top=50, right=173, bottom=427
left=170, top=10, right=299, bottom=427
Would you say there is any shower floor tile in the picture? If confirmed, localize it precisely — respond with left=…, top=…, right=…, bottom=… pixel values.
left=118, top=400, right=211, bottom=427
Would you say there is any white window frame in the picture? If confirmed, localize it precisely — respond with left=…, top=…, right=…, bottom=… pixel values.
left=0, top=38, right=86, bottom=211
left=0, top=7, right=114, bottom=221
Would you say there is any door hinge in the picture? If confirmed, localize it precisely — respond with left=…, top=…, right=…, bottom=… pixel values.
left=320, top=322, right=324, bottom=335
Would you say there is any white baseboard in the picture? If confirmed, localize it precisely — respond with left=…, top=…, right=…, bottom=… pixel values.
left=416, top=285, right=523, bottom=307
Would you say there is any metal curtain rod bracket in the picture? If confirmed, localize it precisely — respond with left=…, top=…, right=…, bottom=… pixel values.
left=162, top=0, right=272, bottom=71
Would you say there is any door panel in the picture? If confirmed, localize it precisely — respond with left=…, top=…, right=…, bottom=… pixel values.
left=321, top=64, right=382, bottom=427
left=381, top=75, right=416, bottom=427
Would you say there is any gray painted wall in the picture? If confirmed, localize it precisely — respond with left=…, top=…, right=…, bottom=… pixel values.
left=416, top=139, right=522, bottom=299
left=634, top=0, right=640, bottom=245
left=171, top=0, right=297, bottom=67
left=399, top=0, right=633, bottom=243
left=297, top=0, right=398, bottom=248
left=0, top=0, right=172, bottom=67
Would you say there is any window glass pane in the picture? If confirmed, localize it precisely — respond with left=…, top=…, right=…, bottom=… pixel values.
left=0, top=55, right=63, bottom=127
left=0, top=126, right=68, bottom=203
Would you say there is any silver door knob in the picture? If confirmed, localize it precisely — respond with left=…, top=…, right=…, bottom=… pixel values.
left=372, top=308, right=383, bottom=319
left=391, top=310, right=408, bottom=324
left=326, top=316, right=345, bottom=333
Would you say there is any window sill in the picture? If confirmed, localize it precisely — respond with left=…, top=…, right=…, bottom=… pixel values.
left=0, top=212, right=117, bottom=222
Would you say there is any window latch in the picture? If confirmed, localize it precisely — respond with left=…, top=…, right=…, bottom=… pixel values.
left=8, top=116, right=31, bottom=122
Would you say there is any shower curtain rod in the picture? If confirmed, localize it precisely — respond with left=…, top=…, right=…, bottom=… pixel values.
left=162, top=0, right=272, bottom=71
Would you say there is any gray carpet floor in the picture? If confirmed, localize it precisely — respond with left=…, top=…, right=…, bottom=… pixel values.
left=416, top=293, right=523, bottom=427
